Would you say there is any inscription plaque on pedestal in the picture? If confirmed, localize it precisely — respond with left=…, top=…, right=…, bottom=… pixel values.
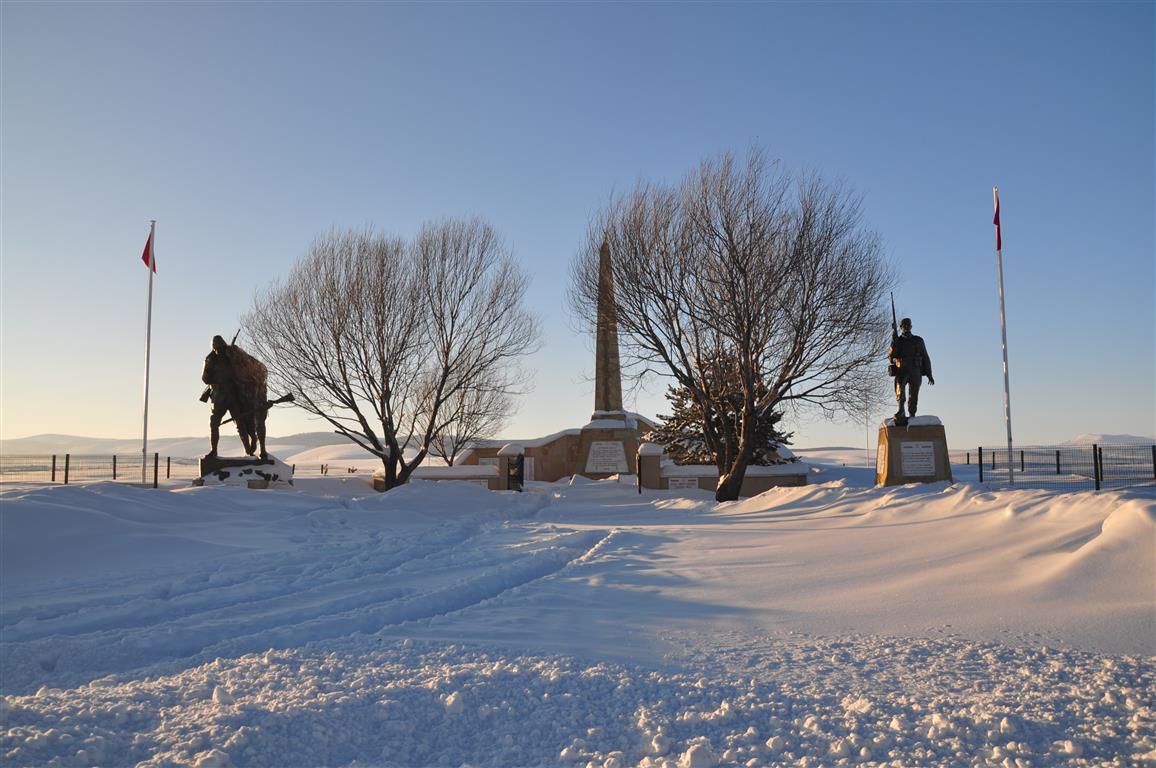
left=668, top=477, right=700, bottom=490
left=900, top=441, right=936, bottom=476
left=585, top=441, right=629, bottom=473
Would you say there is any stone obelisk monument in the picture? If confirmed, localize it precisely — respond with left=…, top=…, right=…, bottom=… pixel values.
left=578, top=239, right=639, bottom=478
left=593, top=239, right=623, bottom=419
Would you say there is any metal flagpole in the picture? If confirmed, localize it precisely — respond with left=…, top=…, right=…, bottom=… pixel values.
left=993, top=188, right=1013, bottom=484
left=142, top=220, right=156, bottom=485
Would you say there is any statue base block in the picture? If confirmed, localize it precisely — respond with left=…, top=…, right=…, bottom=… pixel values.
left=875, top=418, right=953, bottom=487
left=194, top=455, right=293, bottom=489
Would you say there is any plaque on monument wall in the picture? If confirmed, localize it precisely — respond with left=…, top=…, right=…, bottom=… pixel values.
left=585, top=441, right=629, bottom=473
left=900, top=441, right=936, bottom=476
left=668, top=477, right=700, bottom=490
left=524, top=456, right=535, bottom=482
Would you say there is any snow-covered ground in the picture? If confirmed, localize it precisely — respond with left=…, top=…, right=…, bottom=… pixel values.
left=1, top=452, right=1153, bottom=767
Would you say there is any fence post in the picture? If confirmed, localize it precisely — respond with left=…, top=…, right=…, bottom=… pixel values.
left=64, top=454, right=70, bottom=485
left=966, top=452, right=970, bottom=465
left=166, top=456, right=171, bottom=479
left=1093, top=444, right=1100, bottom=491
left=51, top=455, right=57, bottom=483
left=978, top=447, right=983, bottom=483
left=1055, top=449, right=1061, bottom=475
left=1020, top=450, right=1025, bottom=473
left=991, top=450, right=996, bottom=470
left=153, top=453, right=159, bottom=489
left=113, top=455, right=117, bottom=480
left=1152, top=445, right=1156, bottom=482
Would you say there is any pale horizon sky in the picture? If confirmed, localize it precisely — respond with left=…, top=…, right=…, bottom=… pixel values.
left=2, top=1, right=1153, bottom=450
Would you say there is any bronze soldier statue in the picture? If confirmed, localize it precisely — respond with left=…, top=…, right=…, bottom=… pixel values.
left=201, top=334, right=250, bottom=457
left=888, top=317, right=934, bottom=425
left=201, top=334, right=292, bottom=460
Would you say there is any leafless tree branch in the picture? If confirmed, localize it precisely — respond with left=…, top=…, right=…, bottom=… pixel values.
left=244, top=221, right=539, bottom=489
left=570, top=148, right=894, bottom=500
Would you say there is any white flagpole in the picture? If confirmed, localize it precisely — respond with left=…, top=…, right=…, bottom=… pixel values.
left=142, top=220, right=156, bottom=485
left=993, top=188, right=1014, bottom=485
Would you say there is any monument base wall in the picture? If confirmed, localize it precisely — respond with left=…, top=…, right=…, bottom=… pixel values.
left=460, top=418, right=652, bottom=483
left=661, top=472, right=808, bottom=495
left=374, top=465, right=500, bottom=492
left=875, top=421, right=953, bottom=486
left=526, top=433, right=582, bottom=481
left=636, top=448, right=808, bottom=495
left=461, top=432, right=582, bottom=483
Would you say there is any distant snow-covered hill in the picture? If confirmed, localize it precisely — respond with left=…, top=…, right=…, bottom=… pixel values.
left=1062, top=433, right=1155, bottom=445
left=0, top=431, right=352, bottom=458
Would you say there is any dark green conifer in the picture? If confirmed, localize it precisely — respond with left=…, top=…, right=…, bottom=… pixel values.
left=652, top=360, right=793, bottom=469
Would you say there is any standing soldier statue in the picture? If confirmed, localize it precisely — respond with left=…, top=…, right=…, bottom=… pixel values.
left=888, top=313, right=934, bottom=426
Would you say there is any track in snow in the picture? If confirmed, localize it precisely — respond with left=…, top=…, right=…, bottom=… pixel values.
left=1, top=517, right=612, bottom=695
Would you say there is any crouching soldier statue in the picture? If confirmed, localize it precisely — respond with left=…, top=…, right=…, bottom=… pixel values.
left=888, top=317, right=935, bottom=426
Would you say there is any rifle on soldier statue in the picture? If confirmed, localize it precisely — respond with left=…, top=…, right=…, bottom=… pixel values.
left=219, top=392, right=296, bottom=427
left=891, top=294, right=898, bottom=338
left=887, top=293, right=899, bottom=377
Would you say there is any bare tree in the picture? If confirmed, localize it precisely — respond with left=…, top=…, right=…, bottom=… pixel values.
left=570, top=148, right=894, bottom=501
left=244, top=220, right=538, bottom=489
left=428, top=377, right=514, bottom=466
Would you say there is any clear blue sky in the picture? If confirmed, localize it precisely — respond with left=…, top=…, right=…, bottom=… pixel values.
left=2, top=1, right=1153, bottom=450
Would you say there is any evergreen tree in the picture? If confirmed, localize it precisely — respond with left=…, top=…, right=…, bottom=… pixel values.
left=652, top=361, right=793, bottom=469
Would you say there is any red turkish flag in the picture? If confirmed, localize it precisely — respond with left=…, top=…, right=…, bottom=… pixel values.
left=141, top=230, right=156, bottom=272
left=992, top=188, right=1002, bottom=251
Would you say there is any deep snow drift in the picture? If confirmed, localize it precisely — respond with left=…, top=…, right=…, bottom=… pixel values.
left=1, top=453, right=1153, bottom=767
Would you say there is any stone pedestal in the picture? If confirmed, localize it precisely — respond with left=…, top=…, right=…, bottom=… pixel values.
left=578, top=418, right=639, bottom=480
left=194, top=455, right=293, bottom=489
left=875, top=418, right=953, bottom=486
left=637, top=443, right=664, bottom=489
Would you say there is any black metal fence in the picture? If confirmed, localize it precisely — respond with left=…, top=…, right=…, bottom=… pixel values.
left=949, top=443, right=1156, bottom=492
left=0, top=454, right=202, bottom=487
left=4, top=447, right=1152, bottom=493
left=0, top=456, right=367, bottom=487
